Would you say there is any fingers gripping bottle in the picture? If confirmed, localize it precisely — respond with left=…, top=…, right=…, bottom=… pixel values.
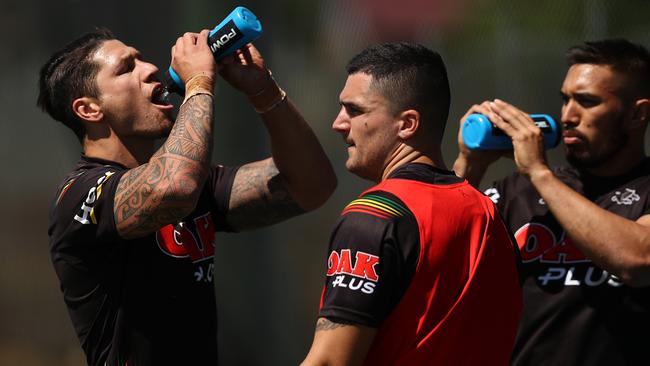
left=461, top=113, right=561, bottom=150
left=162, top=6, right=263, bottom=98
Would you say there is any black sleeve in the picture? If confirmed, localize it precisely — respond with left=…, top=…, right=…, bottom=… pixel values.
left=48, top=165, right=128, bottom=344
left=318, top=190, right=419, bottom=327
left=50, top=166, right=126, bottom=243
left=207, top=165, right=239, bottom=232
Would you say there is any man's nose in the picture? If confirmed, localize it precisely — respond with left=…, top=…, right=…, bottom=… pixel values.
left=561, top=100, right=580, bottom=128
left=139, top=60, right=160, bottom=81
left=332, top=109, right=349, bottom=133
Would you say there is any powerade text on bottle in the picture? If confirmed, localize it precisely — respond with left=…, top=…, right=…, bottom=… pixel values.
left=462, top=113, right=561, bottom=150
left=162, top=6, right=262, bottom=97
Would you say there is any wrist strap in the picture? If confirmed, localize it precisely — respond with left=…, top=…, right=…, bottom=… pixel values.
left=253, top=88, right=287, bottom=114
left=248, top=70, right=288, bottom=114
left=182, top=74, right=214, bottom=105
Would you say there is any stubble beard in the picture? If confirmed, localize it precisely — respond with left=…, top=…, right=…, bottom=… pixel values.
left=566, top=129, right=628, bottom=170
left=346, top=155, right=383, bottom=182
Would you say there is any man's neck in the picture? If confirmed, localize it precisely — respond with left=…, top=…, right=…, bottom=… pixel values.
left=83, top=134, right=155, bottom=169
left=380, top=144, right=446, bottom=181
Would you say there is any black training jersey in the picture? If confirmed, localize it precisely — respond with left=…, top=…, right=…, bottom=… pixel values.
left=48, top=156, right=238, bottom=366
left=487, top=159, right=650, bottom=366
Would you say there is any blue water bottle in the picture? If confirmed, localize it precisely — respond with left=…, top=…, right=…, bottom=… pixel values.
left=163, top=6, right=263, bottom=96
left=462, top=113, right=560, bottom=150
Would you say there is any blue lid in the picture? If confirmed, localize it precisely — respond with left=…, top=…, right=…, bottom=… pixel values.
left=235, top=6, right=262, bottom=33
left=462, top=113, right=493, bottom=149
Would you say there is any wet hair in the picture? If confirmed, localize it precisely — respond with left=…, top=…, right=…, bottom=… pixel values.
left=346, top=42, right=450, bottom=141
left=566, top=39, right=650, bottom=100
left=37, top=27, right=115, bottom=141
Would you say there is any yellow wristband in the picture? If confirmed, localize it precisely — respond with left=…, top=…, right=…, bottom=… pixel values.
left=182, top=74, right=214, bottom=105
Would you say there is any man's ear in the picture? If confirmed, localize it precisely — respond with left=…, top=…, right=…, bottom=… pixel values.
left=72, top=97, right=103, bottom=123
left=397, top=109, right=420, bottom=140
left=632, top=98, right=650, bottom=128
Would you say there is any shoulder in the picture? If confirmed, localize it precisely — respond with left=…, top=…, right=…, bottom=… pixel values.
left=49, top=160, right=126, bottom=238
left=54, top=162, right=124, bottom=209
left=486, top=170, right=541, bottom=205
left=332, top=189, right=417, bottom=248
left=626, top=159, right=650, bottom=187
left=336, top=189, right=416, bottom=235
left=342, top=189, right=413, bottom=221
left=321, top=189, right=422, bottom=326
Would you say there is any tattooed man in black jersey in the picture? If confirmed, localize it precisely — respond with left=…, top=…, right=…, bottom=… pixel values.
left=38, top=27, right=335, bottom=366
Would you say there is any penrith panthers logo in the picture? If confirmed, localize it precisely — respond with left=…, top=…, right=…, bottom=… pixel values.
left=327, top=249, right=380, bottom=294
left=611, top=188, right=640, bottom=206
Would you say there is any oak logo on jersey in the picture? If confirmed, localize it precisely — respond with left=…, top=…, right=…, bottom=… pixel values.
left=156, top=212, right=215, bottom=265
left=74, top=171, right=115, bottom=225
left=517, top=223, right=588, bottom=264
left=516, top=223, right=622, bottom=287
left=327, top=249, right=379, bottom=294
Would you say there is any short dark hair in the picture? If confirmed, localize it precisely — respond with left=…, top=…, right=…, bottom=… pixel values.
left=566, top=39, right=650, bottom=99
left=37, top=28, right=115, bottom=141
left=346, top=42, right=451, bottom=141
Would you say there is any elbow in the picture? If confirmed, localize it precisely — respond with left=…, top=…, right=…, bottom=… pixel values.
left=618, top=264, right=650, bottom=287
left=618, top=273, right=650, bottom=288
left=162, top=179, right=204, bottom=217
left=615, top=254, right=650, bottom=287
left=298, top=171, right=337, bottom=212
left=313, top=171, right=338, bottom=209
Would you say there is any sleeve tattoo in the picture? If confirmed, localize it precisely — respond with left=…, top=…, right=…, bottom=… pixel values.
left=114, top=95, right=213, bottom=238
left=315, top=318, right=356, bottom=332
left=226, top=158, right=305, bottom=231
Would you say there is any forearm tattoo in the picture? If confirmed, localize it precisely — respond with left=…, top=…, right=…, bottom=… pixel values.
left=227, top=158, right=305, bottom=231
left=115, top=95, right=213, bottom=238
left=315, top=318, right=355, bottom=332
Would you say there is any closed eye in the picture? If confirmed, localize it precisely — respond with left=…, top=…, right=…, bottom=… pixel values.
left=118, top=59, right=135, bottom=75
left=575, top=95, right=601, bottom=108
left=559, top=92, right=600, bottom=109
left=341, top=102, right=364, bottom=117
left=116, top=50, right=140, bottom=75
